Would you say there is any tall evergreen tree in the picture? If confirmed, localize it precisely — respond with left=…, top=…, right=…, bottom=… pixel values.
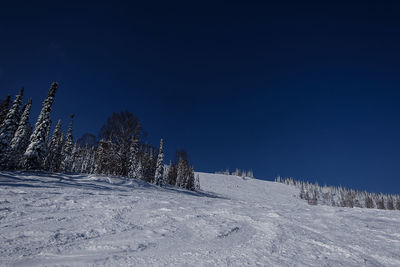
left=166, top=160, right=177, bottom=185
left=44, top=119, right=64, bottom=171
left=144, top=146, right=156, bottom=183
left=184, top=166, right=195, bottom=190
left=60, top=114, right=74, bottom=172
left=71, top=142, right=83, bottom=172
left=154, top=139, right=164, bottom=185
left=0, top=88, right=24, bottom=162
left=24, top=82, right=58, bottom=170
left=128, top=138, right=142, bottom=179
left=0, top=95, right=11, bottom=126
left=7, top=98, right=32, bottom=169
left=176, top=156, right=186, bottom=187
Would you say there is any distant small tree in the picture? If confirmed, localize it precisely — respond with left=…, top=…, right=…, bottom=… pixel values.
left=299, top=183, right=305, bottom=199
left=308, top=189, right=318, bottom=205
left=387, top=196, right=395, bottom=210
left=376, top=195, right=386, bottom=210
left=396, top=197, right=400, bottom=210
left=365, top=194, right=374, bottom=208
left=194, top=173, right=200, bottom=190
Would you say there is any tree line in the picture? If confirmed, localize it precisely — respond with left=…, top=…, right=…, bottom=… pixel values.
left=215, top=168, right=254, bottom=178
left=276, top=176, right=400, bottom=210
left=0, top=82, right=200, bottom=191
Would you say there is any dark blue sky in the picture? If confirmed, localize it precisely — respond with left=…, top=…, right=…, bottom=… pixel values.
left=1, top=1, right=400, bottom=193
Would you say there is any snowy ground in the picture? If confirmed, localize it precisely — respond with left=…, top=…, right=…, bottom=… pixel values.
left=1, top=171, right=400, bottom=266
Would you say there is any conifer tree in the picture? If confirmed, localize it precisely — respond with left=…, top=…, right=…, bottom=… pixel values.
left=167, top=160, right=177, bottom=185
left=94, top=138, right=112, bottom=174
left=24, top=82, right=58, bottom=170
left=144, top=147, right=156, bottom=183
left=396, top=197, right=400, bottom=210
left=71, top=142, right=83, bottom=172
left=128, top=138, right=141, bottom=179
left=154, top=139, right=164, bottom=185
left=186, top=167, right=195, bottom=190
left=387, top=196, right=395, bottom=210
left=365, top=194, right=374, bottom=208
left=376, top=195, right=386, bottom=209
left=299, top=183, right=305, bottom=199
left=0, top=95, right=11, bottom=126
left=0, top=88, right=24, bottom=162
left=60, top=114, right=74, bottom=172
left=176, top=156, right=185, bottom=187
left=7, top=98, right=32, bottom=169
left=44, top=119, right=64, bottom=171
left=194, top=173, right=200, bottom=190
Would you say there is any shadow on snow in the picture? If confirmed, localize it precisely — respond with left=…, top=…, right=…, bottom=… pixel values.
left=0, top=171, right=226, bottom=200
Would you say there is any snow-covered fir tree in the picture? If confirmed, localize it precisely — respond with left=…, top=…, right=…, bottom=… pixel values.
left=44, top=119, right=64, bottom=172
left=387, top=196, right=395, bottom=210
left=60, top=114, right=74, bottom=172
left=94, top=138, right=114, bottom=175
left=144, top=146, right=156, bottom=183
left=154, top=138, right=164, bottom=185
left=24, top=82, right=58, bottom=170
left=166, top=160, right=177, bottom=185
left=127, top=138, right=141, bottom=179
left=7, top=98, right=32, bottom=169
left=0, top=95, right=11, bottom=126
left=71, top=142, right=84, bottom=173
left=0, top=88, right=24, bottom=165
left=88, top=146, right=96, bottom=174
left=80, top=146, right=95, bottom=174
left=45, top=118, right=52, bottom=152
left=176, top=156, right=185, bottom=187
left=194, top=173, right=200, bottom=190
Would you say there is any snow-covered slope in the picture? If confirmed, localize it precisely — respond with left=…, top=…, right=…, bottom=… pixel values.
left=1, top=171, right=400, bottom=266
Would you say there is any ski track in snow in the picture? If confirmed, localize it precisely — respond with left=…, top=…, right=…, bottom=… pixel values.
left=0, top=171, right=400, bottom=266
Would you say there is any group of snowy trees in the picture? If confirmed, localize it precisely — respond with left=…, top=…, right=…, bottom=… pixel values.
left=215, top=168, right=254, bottom=178
left=276, top=176, right=400, bottom=210
left=0, top=82, right=198, bottom=191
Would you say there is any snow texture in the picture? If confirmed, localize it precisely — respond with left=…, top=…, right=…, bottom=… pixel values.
left=0, top=171, right=400, bottom=266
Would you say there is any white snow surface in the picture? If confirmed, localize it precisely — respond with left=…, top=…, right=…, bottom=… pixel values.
left=1, top=171, right=400, bottom=266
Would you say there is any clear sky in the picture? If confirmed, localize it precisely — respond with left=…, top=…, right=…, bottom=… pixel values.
left=1, top=1, right=400, bottom=194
